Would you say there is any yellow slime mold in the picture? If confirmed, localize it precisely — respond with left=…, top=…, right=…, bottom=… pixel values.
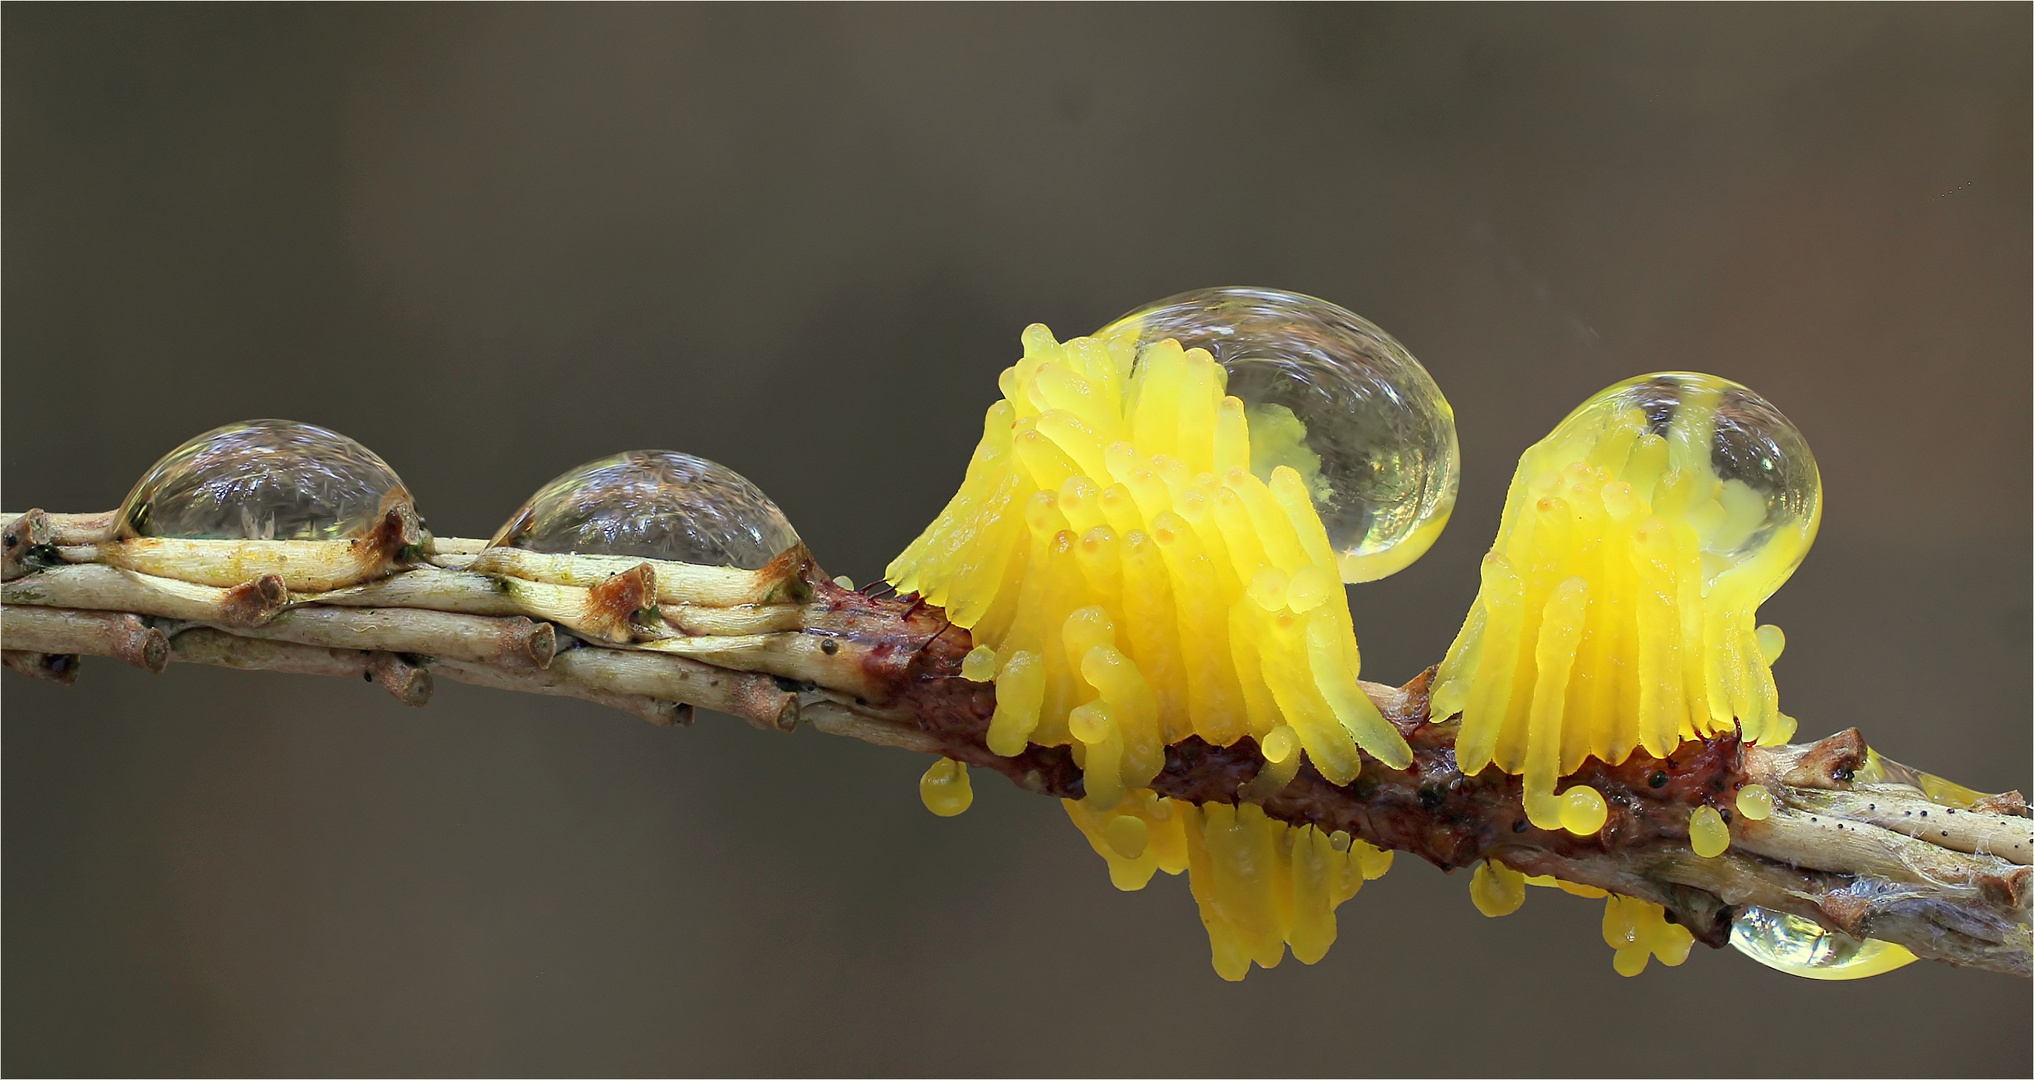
left=1431, top=373, right=1821, bottom=832
left=888, top=325, right=1415, bottom=803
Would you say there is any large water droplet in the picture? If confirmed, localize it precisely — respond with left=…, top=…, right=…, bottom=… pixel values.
left=490, top=450, right=798, bottom=569
left=119, top=419, right=414, bottom=541
left=1096, top=287, right=1458, bottom=583
left=1728, top=905, right=1917, bottom=980
left=1854, top=748, right=2000, bottom=809
left=1550, top=373, right=1819, bottom=581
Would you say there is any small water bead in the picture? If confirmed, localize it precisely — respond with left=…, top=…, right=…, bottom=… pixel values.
left=919, top=758, right=973, bottom=817
left=1689, top=805, right=1730, bottom=857
left=1729, top=905, right=1918, bottom=980
left=120, top=419, right=413, bottom=541
left=1559, top=785, right=1608, bottom=835
left=1736, top=783, right=1775, bottom=821
left=1095, top=287, right=1458, bottom=583
left=490, top=450, right=798, bottom=569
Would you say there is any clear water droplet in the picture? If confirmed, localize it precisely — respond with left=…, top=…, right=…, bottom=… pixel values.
left=490, top=450, right=798, bottom=569
left=1552, top=373, right=1819, bottom=576
left=1728, top=905, right=1917, bottom=980
left=1096, top=287, right=1458, bottom=583
left=1854, top=748, right=2000, bottom=809
left=119, top=419, right=414, bottom=541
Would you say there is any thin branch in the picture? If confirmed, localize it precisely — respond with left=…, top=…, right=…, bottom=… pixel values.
left=4, top=518, right=2027, bottom=978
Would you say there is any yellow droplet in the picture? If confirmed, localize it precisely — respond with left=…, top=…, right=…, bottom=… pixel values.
left=1730, top=905, right=1919, bottom=980
left=1690, top=804, right=1730, bottom=857
left=1735, top=783, right=1774, bottom=821
left=960, top=645, right=998, bottom=682
left=1068, top=701, right=1112, bottom=744
left=832, top=575, right=856, bottom=590
left=1559, top=785, right=1608, bottom=835
left=1755, top=623, right=1786, bottom=664
left=1470, top=859, right=1526, bottom=917
left=1104, top=814, right=1150, bottom=860
left=919, top=757, right=973, bottom=817
left=1524, top=873, right=1608, bottom=899
left=1261, top=724, right=1300, bottom=764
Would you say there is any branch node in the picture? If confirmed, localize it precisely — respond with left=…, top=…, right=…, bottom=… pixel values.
left=3, top=649, right=79, bottom=684
left=2, top=510, right=52, bottom=581
left=1783, top=727, right=1867, bottom=789
left=366, top=651, right=434, bottom=706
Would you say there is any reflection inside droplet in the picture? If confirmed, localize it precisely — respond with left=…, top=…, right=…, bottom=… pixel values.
left=1095, top=287, right=1458, bottom=583
left=1548, top=373, right=1820, bottom=583
left=119, top=419, right=414, bottom=541
left=490, top=450, right=798, bottom=569
left=1854, top=748, right=2002, bottom=809
left=1728, top=905, right=1917, bottom=980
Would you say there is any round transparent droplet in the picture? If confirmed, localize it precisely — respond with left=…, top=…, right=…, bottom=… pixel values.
left=489, top=450, right=798, bottom=569
left=1728, top=905, right=1917, bottom=981
left=119, top=419, right=414, bottom=541
left=1551, top=373, right=1820, bottom=572
left=1096, top=287, right=1458, bottom=583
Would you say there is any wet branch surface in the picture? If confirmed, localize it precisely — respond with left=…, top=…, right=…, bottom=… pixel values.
left=4, top=511, right=2028, bottom=978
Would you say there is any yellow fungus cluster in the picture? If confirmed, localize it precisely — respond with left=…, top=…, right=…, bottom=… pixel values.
left=1603, top=894, right=1696, bottom=976
left=896, top=335, right=1840, bottom=982
left=1064, top=794, right=1392, bottom=980
left=1481, top=859, right=1700, bottom=977
left=1430, top=374, right=1818, bottom=831
left=888, top=325, right=1412, bottom=811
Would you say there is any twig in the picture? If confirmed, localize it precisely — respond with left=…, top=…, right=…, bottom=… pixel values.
left=4, top=519, right=2027, bottom=978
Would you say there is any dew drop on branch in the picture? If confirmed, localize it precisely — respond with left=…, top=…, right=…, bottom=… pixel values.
left=119, top=419, right=414, bottom=541
left=489, top=450, right=798, bottom=569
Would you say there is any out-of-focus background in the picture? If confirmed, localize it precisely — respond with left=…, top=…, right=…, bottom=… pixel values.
left=4, top=6, right=2028, bottom=1075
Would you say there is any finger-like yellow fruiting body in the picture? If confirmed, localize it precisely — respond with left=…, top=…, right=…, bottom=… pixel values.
left=1065, top=792, right=1392, bottom=980
left=1430, top=373, right=1820, bottom=831
left=888, top=326, right=1413, bottom=805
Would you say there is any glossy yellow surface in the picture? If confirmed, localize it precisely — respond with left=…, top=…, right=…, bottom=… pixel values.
left=1430, top=373, right=1820, bottom=831
left=1065, top=792, right=1391, bottom=980
left=887, top=325, right=1413, bottom=811
left=1689, top=804, right=1731, bottom=857
left=919, top=758, right=973, bottom=817
left=1735, top=782, right=1775, bottom=820
left=1470, top=859, right=1526, bottom=917
left=1603, top=893, right=1697, bottom=976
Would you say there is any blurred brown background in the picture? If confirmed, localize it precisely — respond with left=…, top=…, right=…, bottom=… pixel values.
left=4, top=5, right=2029, bottom=1075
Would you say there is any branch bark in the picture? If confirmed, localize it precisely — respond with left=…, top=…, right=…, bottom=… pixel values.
left=3, top=514, right=2027, bottom=978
